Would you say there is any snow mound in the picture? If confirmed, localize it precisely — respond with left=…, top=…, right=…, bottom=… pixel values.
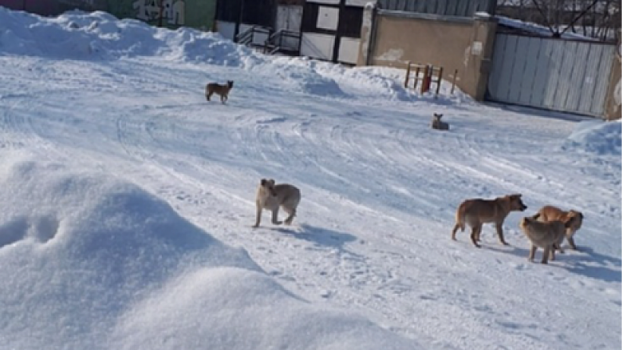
left=113, top=267, right=419, bottom=350
left=0, top=7, right=462, bottom=102
left=563, top=120, right=622, bottom=156
left=0, top=155, right=419, bottom=350
left=0, top=8, right=264, bottom=65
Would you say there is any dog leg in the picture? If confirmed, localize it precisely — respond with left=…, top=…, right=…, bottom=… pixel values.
left=495, top=222, right=509, bottom=245
left=470, top=226, right=481, bottom=248
left=271, top=209, right=283, bottom=225
left=451, top=224, right=461, bottom=241
left=567, top=236, right=577, bottom=250
left=528, top=245, right=537, bottom=262
left=541, top=246, right=550, bottom=264
left=549, top=244, right=556, bottom=261
left=475, top=228, right=482, bottom=242
left=252, top=205, right=262, bottom=228
left=283, top=207, right=296, bottom=225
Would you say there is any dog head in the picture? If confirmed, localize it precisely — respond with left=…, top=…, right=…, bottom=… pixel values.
left=519, top=216, right=535, bottom=230
left=564, top=210, right=584, bottom=230
left=508, top=194, right=528, bottom=212
left=260, top=178, right=277, bottom=196
left=433, top=113, right=443, bottom=121
left=227, top=80, right=234, bottom=88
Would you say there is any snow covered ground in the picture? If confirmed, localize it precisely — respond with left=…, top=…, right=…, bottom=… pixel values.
left=0, top=7, right=620, bottom=350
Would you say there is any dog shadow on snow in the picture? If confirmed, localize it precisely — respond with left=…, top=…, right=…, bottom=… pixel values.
left=561, top=246, right=621, bottom=283
left=268, top=223, right=358, bottom=252
left=485, top=244, right=621, bottom=283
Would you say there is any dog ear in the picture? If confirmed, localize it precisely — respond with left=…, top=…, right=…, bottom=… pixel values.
left=531, top=212, right=541, bottom=220
left=260, top=178, right=267, bottom=186
left=268, top=179, right=275, bottom=186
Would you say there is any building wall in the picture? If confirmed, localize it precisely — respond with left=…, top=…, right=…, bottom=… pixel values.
left=300, top=0, right=365, bottom=65
left=378, top=0, right=496, bottom=17
left=362, top=9, right=497, bottom=100
left=605, top=35, right=623, bottom=120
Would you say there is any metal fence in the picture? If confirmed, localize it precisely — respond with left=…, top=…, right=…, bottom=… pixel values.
left=487, top=33, right=616, bottom=116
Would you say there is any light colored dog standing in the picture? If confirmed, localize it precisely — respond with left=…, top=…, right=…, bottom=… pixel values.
left=253, top=178, right=301, bottom=228
left=533, top=205, right=584, bottom=250
left=519, top=216, right=570, bottom=264
left=451, top=194, right=528, bottom=247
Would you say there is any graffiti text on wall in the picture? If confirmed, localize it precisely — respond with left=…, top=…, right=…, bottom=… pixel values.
left=133, top=0, right=185, bottom=26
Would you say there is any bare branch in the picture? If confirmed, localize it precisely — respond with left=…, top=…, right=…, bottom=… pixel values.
left=559, top=0, right=600, bottom=37
left=530, top=0, right=559, bottom=36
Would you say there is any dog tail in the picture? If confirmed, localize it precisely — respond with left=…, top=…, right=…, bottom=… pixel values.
left=451, top=204, right=466, bottom=240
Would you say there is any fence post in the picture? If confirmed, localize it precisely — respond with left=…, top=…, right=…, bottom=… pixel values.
left=435, top=67, right=443, bottom=97
left=404, top=61, right=411, bottom=88
left=421, top=65, right=431, bottom=94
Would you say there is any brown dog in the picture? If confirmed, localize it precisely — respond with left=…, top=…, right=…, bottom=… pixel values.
left=205, top=80, right=234, bottom=103
left=253, top=178, right=301, bottom=228
left=431, top=113, right=449, bottom=130
left=533, top=205, right=584, bottom=250
left=519, top=216, right=570, bottom=264
left=451, top=194, right=528, bottom=247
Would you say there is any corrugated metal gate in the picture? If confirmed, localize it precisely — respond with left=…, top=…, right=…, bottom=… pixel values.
left=487, top=33, right=616, bottom=117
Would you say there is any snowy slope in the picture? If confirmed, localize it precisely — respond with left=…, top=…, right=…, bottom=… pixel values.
left=0, top=7, right=620, bottom=350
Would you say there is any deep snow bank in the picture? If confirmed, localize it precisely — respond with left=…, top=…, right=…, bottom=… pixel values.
left=0, top=154, right=419, bottom=349
left=0, top=7, right=462, bottom=102
left=0, top=7, right=263, bottom=65
left=563, top=120, right=622, bottom=156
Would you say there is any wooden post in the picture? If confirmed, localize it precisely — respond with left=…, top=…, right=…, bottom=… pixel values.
left=421, top=65, right=431, bottom=94
left=404, top=61, right=411, bottom=88
left=450, top=68, right=458, bottom=95
left=435, top=67, right=443, bottom=97
left=414, top=66, right=420, bottom=89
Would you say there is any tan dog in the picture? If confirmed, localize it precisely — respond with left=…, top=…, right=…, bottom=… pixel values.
left=205, top=80, right=234, bottom=103
left=533, top=205, right=583, bottom=250
left=451, top=194, right=527, bottom=247
left=431, top=113, right=449, bottom=130
left=253, top=178, right=301, bottom=228
left=519, top=216, right=570, bottom=264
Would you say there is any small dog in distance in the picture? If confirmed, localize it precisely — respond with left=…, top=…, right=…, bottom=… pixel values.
left=431, top=113, right=449, bottom=130
left=206, top=80, right=234, bottom=103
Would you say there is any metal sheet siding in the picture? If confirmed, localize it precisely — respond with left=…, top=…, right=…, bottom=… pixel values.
left=565, top=41, right=589, bottom=112
left=591, top=45, right=615, bottom=115
left=517, top=37, right=540, bottom=105
left=488, top=33, right=616, bottom=116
